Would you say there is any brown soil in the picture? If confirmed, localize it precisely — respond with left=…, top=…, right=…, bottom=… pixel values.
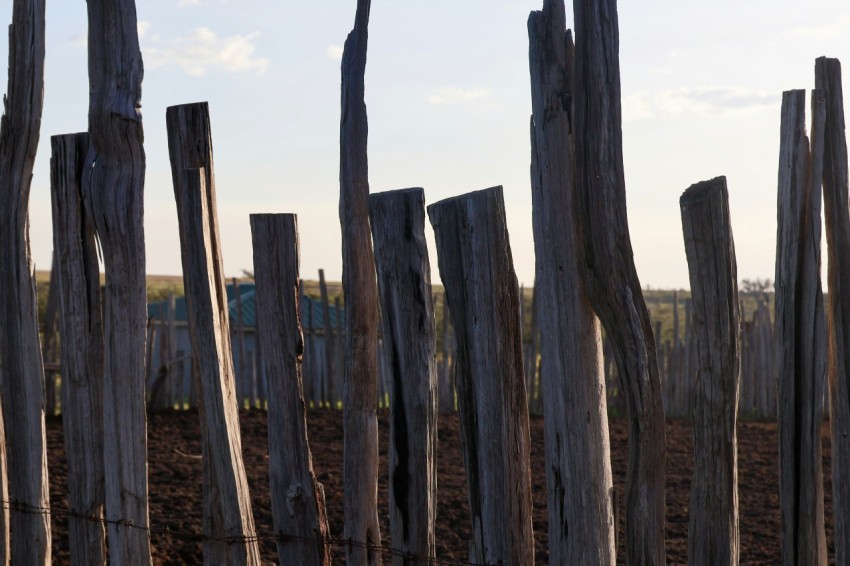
left=44, top=410, right=834, bottom=564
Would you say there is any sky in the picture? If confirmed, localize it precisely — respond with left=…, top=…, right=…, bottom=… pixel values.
left=7, top=0, right=850, bottom=289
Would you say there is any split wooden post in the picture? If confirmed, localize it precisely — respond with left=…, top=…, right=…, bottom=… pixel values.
left=680, top=177, right=741, bottom=565
left=816, top=55, right=850, bottom=565
left=428, top=186, right=535, bottom=565
left=167, top=102, right=261, bottom=564
left=50, top=132, right=107, bottom=565
left=83, top=0, right=150, bottom=560
left=251, top=214, right=331, bottom=565
left=775, top=89, right=828, bottom=565
left=528, top=1, right=615, bottom=562
left=572, top=0, right=667, bottom=561
left=339, top=0, right=383, bottom=562
left=0, top=0, right=48, bottom=560
left=369, top=188, right=438, bottom=563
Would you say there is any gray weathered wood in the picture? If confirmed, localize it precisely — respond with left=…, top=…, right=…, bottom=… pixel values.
left=167, top=102, right=261, bottom=565
left=680, top=176, right=741, bottom=566
left=816, top=55, right=850, bottom=566
left=51, top=132, right=107, bottom=566
left=775, top=89, right=828, bottom=566
left=528, top=2, right=615, bottom=562
left=339, top=0, right=382, bottom=562
left=428, top=186, right=535, bottom=565
left=572, top=0, right=667, bottom=562
left=251, top=214, right=331, bottom=565
left=83, top=0, right=150, bottom=560
left=0, top=0, right=48, bottom=561
left=369, top=188, right=438, bottom=564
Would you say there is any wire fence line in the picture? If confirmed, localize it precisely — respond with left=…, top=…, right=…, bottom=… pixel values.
left=0, top=500, right=499, bottom=566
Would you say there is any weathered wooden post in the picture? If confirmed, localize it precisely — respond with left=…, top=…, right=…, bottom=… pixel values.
left=167, top=102, right=261, bottom=564
left=369, top=188, right=438, bottom=564
left=528, top=1, right=615, bottom=562
left=775, top=89, right=828, bottom=565
left=572, top=0, right=667, bottom=561
left=0, top=0, right=47, bottom=560
left=251, top=214, right=331, bottom=565
left=816, top=55, right=850, bottom=566
left=680, top=176, right=741, bottom=565
left=83, top=0, right=150, bottom=560
left=428, top=186, right=535, bottom=565
left=339, top=0, right=383, bottom=561
left=51, top=132, right=107, bottom=565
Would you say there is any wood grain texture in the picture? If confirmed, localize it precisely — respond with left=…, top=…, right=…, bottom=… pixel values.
left=369, top=188, right=438, bottom=564
left=83, top=0, right=150, bottom=561
left=428, top=186, right=535, bottom=566
left=680, top=177, right=741, bottom=566
left=572, top=0, right=667, bottom=563
left=339, top=0, right=382, bottom=563
left=775, top=89, right=828, bottom=566
left=527, top=2, right=615, bottom=563
left=167, top=102, right=260, bottom=565
left=50, top=132, right=107, bottom=566
left=0, top=0, right=48, bottom=561
left=250, top=214, right=331, bottom=566
left=816, top=56, right=850, bottom=566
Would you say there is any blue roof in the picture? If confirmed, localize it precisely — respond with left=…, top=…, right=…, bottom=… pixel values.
left=148, top=282, right=344, bottom=331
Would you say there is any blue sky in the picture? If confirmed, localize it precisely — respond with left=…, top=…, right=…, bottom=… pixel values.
left=10, top=0, right=850, bottom=288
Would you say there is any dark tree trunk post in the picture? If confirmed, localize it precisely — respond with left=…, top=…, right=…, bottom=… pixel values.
left=528, top=1, right=615, bottom=562
left=167, top=102, right=261, bottom=565
left=83, top=0, right=150, bottom=560
left=251, top=214, right=331, bottom=566
left=775, top=89, right=828, bottom=565
left=572, top=0, right=667, bottom=562
left=369, top=188, right=438, bottom=563
left=339, top=0, right=382, bottom=562
left=428, top=186, right=535, bottom=565
left=816, top=55, right=850, bottom=566
left=680, top=177, right=741, bottom=565
left=0, top=0, right=47, bottom=561
left=50, top=132, right=107, bottom=565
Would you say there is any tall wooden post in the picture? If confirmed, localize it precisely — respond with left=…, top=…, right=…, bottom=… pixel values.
left=816, top=55, right=850, bottom=566
left=339, top=0, right=382, bottom=562
left=680, top=177, right=741, bottom=565
left=572, top=0, right=667, bottom=562
left=0, top=0, right=47, bottom=561
left=428, top=186, right=535, bottom=565
left=167, top=102, right=261, bottom=564
left=51, top=132, right=107, bottom=565
left=370, top=188, right=438, bottom=564
left=775, top=89, right=828, bottom=565
left=528, top=1, right=615, bottom=562
left=83, top=0, right=150, bottom=561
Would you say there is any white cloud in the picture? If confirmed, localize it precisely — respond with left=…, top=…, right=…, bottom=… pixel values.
left=144, top=27, right=268, bottom=77
left=137, top=21, right=151, bottom=39
left=623, top=87, right=777, bottom=122
left=326, top=45, right=344, bottom=60
left=426, top=87, right=492, bottom=105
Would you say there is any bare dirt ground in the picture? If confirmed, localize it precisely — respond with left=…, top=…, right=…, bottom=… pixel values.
left=44, top=409, right=834, bottom=564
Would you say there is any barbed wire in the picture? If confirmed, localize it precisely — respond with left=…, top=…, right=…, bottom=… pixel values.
left=0, top=500, right=500, bottom=565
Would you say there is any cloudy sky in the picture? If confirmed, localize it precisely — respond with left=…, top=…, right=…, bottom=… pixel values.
left=10, top=0, right=850, bottom=288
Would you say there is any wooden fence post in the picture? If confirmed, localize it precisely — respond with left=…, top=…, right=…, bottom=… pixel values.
left=816, top=55, right=850, bottom=565
left=251, top=214, right=331, bottom=565
left=775, top=89, right=828, bottom=565
left=370, top=187, right=438, bottom=563
left=50, top=132, right=107, bottom=565
left=167, top=102, right=261, bottom=564
left=528, top=2, right=615, bottom=562
left=0, top=0, right=48, bottom=561
left=680, top=176, right=741, bottom=565
left=428, top=186, right=535, bottom=565
left=339, top=0, right=382, bottom=562
left=572, top=0, right=667, bottom=562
